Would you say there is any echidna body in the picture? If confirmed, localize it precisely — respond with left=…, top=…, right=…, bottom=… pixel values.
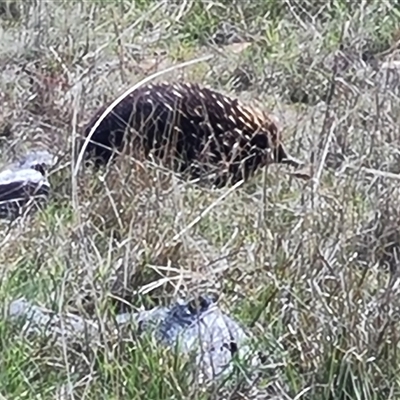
left=82, top=82, right=302, bottom=187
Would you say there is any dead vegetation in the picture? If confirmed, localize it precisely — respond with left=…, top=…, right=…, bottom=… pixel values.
left=1, top=1, right=400, bottom=399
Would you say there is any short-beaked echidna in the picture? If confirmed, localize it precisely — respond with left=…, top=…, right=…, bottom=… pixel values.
left=82, top=82, right=304, bottom=187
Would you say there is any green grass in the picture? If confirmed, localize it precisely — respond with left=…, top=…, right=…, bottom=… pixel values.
left=1, top=0, right=400, bottom=398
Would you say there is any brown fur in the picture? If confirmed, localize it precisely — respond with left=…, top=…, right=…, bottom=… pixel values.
left=81, top=82, right=303, bottom=187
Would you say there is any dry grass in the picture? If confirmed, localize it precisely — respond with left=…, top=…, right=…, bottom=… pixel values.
left=1, top=1, right=400, bottom=399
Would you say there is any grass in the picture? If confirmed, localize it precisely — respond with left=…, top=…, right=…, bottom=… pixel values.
left=1, top=0, right=400, bottom=398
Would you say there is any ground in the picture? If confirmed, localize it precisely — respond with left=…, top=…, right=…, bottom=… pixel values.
left=1, top=1, right=400, bottom=399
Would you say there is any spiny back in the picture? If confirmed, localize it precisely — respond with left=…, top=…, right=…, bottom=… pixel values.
left=82, top=81, right=302, bottom=187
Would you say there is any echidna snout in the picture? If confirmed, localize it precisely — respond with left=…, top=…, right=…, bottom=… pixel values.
left=274, top=144, right=304, bottom=169
left=251, top=132, right=304, bottom=170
